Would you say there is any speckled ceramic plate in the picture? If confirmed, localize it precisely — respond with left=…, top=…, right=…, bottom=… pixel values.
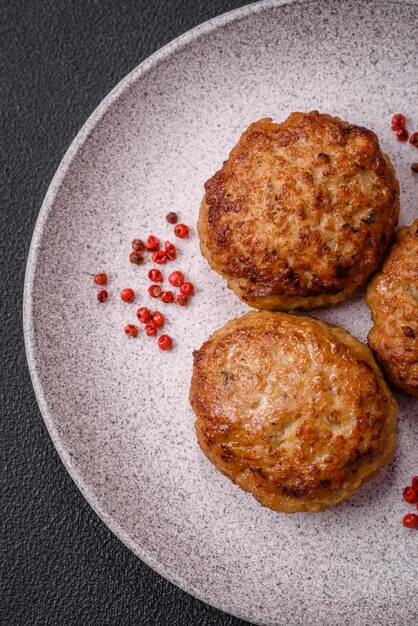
left=24, top=1, right=418, bottom=624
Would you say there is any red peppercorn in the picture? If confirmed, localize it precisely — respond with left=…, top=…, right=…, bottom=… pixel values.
left=403, top=486, right=417, bottom=503
left=412, top=476, right=418, bottom=491
left=145, top=235, right=160, bottom=251
left=164, top=241, right=176, bottom=260
left=166, top=212, right=178, bottom=224
left=148, top=284, right=162, bottom=298
left=129, top=251, right=144, bottom=265
left=152, top=250, right=167, bottom=264
left=136, top=307, right=151, bottom=323
left=391, top=113, right=406, bottom=129
left=132, top=239, right=145, bottom=252
left=180, top=281, right=194, bottom=297
left=174, top=294, right=188, bottom=306
left=148, top=268, right=163, bottom=282
left=145, top=322, right=157, bottom=336
left=168, top=270, right=185, bottom=287
left=93, top=272, right=108, bottom=285
left=396, top=128, right=409, bottom=142
left=124, top=324, right=139, bottom=337
left=97, top=289, right=108, bottom=303
left=160, top=290, right=174, bottom=303
left=403, top=513, right=418, bottom=529
left=152, top=311, right=165, bottom=327
left=174, top=223, right=189, bottom=238
left=409, top=132, right=418, bottom=147
left=158, top=335, right=172, bottom=351
left=121, top=288, right=135, bottom=303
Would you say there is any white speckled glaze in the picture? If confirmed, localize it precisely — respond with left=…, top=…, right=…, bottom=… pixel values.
left=24, top=1, right=418, bottom=624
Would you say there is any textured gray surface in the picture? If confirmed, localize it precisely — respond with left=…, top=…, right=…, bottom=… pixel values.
left=22, top=1, right=418, bottom=625
left=1, top=1, right=251, bottom=625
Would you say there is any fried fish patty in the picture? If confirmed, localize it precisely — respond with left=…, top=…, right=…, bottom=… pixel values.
left=190, top=311, right=397, bottom=513
left=198, top=111, right=400, bottom=310
left=366, top=219, right=418, bottom=398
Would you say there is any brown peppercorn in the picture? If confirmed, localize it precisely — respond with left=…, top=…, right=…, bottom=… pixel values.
left=131, top=238, right=145, bottom=252
left=410, top=133, right=418, bottom=148
left=165, top=212, right=178, bottom=224
left=97, top=289, right=108, bottom=303
left=129, top=251, right=144, bottom=265
left=411, top=163, right=418, bottom=173
left=402, top=325, right=415, bottom=338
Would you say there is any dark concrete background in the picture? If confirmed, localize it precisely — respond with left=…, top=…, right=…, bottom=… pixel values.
left=0, top=1, right=253, bottom=623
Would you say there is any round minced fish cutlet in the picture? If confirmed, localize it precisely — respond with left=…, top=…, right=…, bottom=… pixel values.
left=366, top=219, right=418, bottom=398
left=198, top=111, right=400, bottom=310
left=190, top=311, right=397, bottom=513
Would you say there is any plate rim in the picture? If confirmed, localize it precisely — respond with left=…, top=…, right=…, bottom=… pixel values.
left=22, top=1, right=415, bottom=624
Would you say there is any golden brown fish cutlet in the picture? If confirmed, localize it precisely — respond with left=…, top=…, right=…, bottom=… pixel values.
left=366, top=219, right=418, bottom=398
left=190, top=311, right=398, bottom=513
left=198, top=111, right=400, bottom=310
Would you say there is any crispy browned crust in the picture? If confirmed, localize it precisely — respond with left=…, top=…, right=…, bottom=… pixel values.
left=366, top=219, right=418, bottom=398
left=198, top=111, right=400, bottom=310
left=190, top=311, right=397, bottom=513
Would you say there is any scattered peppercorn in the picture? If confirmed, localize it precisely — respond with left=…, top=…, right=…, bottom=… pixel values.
left=97, top=289, right=108, bottom=303
left=132, top=239, right=145, bottom=252
left=124, top=324, right=139, bottom=337
left=148, top=284, right=162, bottom=298
left=95, top=214, right=195, bottom=347
left=136, top=307, right=151, bottom=323
left=145, top=235, right=160, bottom=251
left=158, top=335, right=172, bottom=351
left=121, top=288, right=135, bottom=303
left=403, top=513, right=418, bottom=529
left=93, top=272, right=108, bottom=285
left=129, top=251, right=144, bottom=265
left=403, top=486, right=417, bottom=504
left=174, top=223, right=189, bottom=238
left=396, top=128, right=409, bottom=142
left=152, top=250, right=167, bottom=264
left=160, top=290, right=174, bottom=303
left=411, top=163, right=418, bottom=173
left=391, top=113, right=406, bottom=129
left=175, top=294, right=188, bottom=306
left=165, top=212, right=178, bottom=224
left=168, top=270, right=185, bottom=287
left=402, top=325, right=415, bottom=338
left=148, top=268, right=163, bottom=282
left=180, top=281, right=194, bottom=297
left=164, top=241, right=176, bottom=260
left=152, top=311, right=165, bottom=327
left=412, top=476, right=418, bottom=491
left=145, top=322, right=157, bottom=336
